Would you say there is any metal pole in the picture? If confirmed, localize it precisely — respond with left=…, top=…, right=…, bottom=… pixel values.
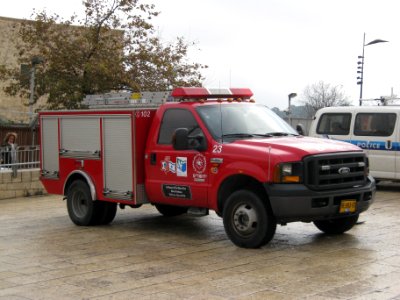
left=359, top=33, right=366, bottom=106
left=287, top=93, right=297, bottom=127
left=29, top=65, right=35, bottom=123
left=358, top=34, right=388, bottom=106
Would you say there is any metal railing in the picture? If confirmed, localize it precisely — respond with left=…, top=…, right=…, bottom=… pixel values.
left=0, top=146, right=40, bottom=176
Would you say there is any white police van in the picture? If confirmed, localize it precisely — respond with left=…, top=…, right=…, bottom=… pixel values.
left=309, top=106, right=400, bottom=181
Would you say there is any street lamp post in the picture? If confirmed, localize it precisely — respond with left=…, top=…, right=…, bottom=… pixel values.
left=28, top=56, right=44, bottom=146
left=357, top=33, right=388, bottom=106
left=288, top=92, right=297, bottom=126
left=29, top=56, right=44, bottom=123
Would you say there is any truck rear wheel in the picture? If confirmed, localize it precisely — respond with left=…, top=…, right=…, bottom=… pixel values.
left=223, top=190, right=277, bottom=248
left=155, top=204, right=188, bottom=217
left=314, top=214, right=359, bottom=234
left=96, top=202, right=117, bottom=225
left=67, top=180, right=100, bottom=226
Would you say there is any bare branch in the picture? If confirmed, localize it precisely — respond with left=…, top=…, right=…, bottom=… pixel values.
left=300, top=81, right=350, bottom=118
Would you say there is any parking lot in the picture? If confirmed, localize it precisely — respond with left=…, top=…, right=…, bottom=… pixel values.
left=0, top=183, right=400, bottom=300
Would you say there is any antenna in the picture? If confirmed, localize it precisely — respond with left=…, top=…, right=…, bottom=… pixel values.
left=268, top=146, right=271, bottom=181
left=220, top=103, right=224, bottom=144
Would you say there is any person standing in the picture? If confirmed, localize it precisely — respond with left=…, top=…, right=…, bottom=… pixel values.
left=1, top=132, right=18, bottom=168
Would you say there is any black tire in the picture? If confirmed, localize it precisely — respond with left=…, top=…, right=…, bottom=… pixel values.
left=96, top=202, right=117, bottom=225
left=155, top=204, right=188, bottom=217
left=314, top=214, right=359, bottom=234
left=223, top=190, right=277, bottom=248
left=67, top=180, right=100, bottom=226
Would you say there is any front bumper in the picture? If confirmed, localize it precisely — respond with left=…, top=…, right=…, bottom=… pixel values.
left=264, top=175, right=376, bottom=223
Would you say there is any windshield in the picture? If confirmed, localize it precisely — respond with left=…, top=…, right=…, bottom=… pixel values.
left=196, top=103, right=297, bottom=141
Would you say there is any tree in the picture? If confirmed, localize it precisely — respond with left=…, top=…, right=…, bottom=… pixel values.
left=0, top=0, right=207, bottom=109
left=301, top=81, right=350, bottom=118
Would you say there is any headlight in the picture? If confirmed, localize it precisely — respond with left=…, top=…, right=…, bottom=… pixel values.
left=273, top=162, right=303, bottom=183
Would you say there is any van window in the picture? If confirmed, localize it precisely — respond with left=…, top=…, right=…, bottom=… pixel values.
left=354, top=113, right=396, bottom=137
left=316, top=113, right=351, bottom=135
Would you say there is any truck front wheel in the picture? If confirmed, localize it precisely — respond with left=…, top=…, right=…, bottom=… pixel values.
left=313, top=214, right=359, bottom=234
left=223, top=190, right=277, bottom=248
left=67, top=180, right=99, bottom=226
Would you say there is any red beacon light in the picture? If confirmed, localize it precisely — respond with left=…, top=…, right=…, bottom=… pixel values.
left=171, top=87, right=253, bottom=101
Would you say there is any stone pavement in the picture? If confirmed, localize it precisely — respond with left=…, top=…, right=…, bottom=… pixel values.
left=0, top=183, right=400, bottom=300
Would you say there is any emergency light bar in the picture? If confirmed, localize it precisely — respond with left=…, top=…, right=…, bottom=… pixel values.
left=171, top=87, right=253, bottom=99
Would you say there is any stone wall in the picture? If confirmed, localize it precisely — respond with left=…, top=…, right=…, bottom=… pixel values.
left=0, top=16, right=30, bottom=123
left=0, top=17, right=20, bottom=65
left=0, top=168, right=46, bottom=200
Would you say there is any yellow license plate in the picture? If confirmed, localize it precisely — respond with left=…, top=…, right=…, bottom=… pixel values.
left=339, top=200, right=357, bottom=213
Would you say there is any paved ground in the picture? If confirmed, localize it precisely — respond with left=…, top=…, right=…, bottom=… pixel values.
left=1, top=183, right=400, bottom=300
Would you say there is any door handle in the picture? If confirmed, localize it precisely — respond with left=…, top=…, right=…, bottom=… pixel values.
left=150, top=153, right=157, bottom=165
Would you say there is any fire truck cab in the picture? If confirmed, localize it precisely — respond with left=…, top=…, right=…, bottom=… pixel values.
left=39, top=88, right=376, bottom=248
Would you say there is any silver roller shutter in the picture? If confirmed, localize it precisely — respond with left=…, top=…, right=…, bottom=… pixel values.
left=61, top=117, right=100, bottom=152
left=103, top=116, right=133, bottom=196
left=41, top=117, right=59, bottom=178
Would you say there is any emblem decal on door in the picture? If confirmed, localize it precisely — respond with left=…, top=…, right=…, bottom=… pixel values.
left=161, top=156, right=176, bottom=174
left=176, top=157, right=187, bottom=177
left=193, top=153, right=207, bottom=182
left=193, top=154, right=206, bottom=173
left=161, top=156, right=188, bottom=177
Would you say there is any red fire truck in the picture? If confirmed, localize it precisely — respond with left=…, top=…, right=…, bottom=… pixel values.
left=39, top=87, right=376, bottom=248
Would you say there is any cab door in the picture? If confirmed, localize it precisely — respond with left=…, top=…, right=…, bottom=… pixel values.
left=145, top=108, right=209, bottom=207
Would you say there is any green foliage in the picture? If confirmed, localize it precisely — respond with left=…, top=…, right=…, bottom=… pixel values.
left=0, top=0, right=207, bottom=109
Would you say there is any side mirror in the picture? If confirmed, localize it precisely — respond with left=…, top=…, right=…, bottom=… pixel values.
left=173, top=128, right=189, bottom=150
left=296, top=124, right=305, bottom=135
left=172, top=128, right=208, bottom=152
left=191, top=135, right=207, bottom=152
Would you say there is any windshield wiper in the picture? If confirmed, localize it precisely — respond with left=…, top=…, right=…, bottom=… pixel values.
left=251, top=133, right=274, bottom=137
left=221, top=132, right=298, bottom=140
left=265, top=132, right=299, bottom=137
left=221, top=133, right=256, bottom=138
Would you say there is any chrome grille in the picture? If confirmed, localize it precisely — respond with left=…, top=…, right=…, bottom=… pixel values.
left=304, top=152, right=367, bottom=191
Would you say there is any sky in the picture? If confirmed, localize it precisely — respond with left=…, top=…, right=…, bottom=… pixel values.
left=2, top=0, right=400, bottom=109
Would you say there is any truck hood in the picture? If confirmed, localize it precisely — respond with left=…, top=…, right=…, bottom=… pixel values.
left=233, top=136, right=361, bottom=160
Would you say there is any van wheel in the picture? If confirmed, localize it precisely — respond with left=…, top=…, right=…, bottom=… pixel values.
left=314, top=214, right=359, bottom=234
left=223, top=190, right=277, bottom=248
left=155, top=204, right=188, bottom=217
left=67, top=180, right=99, bottom=226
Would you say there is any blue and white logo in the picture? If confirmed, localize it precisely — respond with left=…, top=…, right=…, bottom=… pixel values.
left=176, top=157, right=187, bottom=177
left=168, top=161, right=176, bottom=174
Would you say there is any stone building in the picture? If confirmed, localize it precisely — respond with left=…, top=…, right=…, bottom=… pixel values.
left=0, top=16, right=125, bottom=124
left=0, top=16, right=32, bottom=123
